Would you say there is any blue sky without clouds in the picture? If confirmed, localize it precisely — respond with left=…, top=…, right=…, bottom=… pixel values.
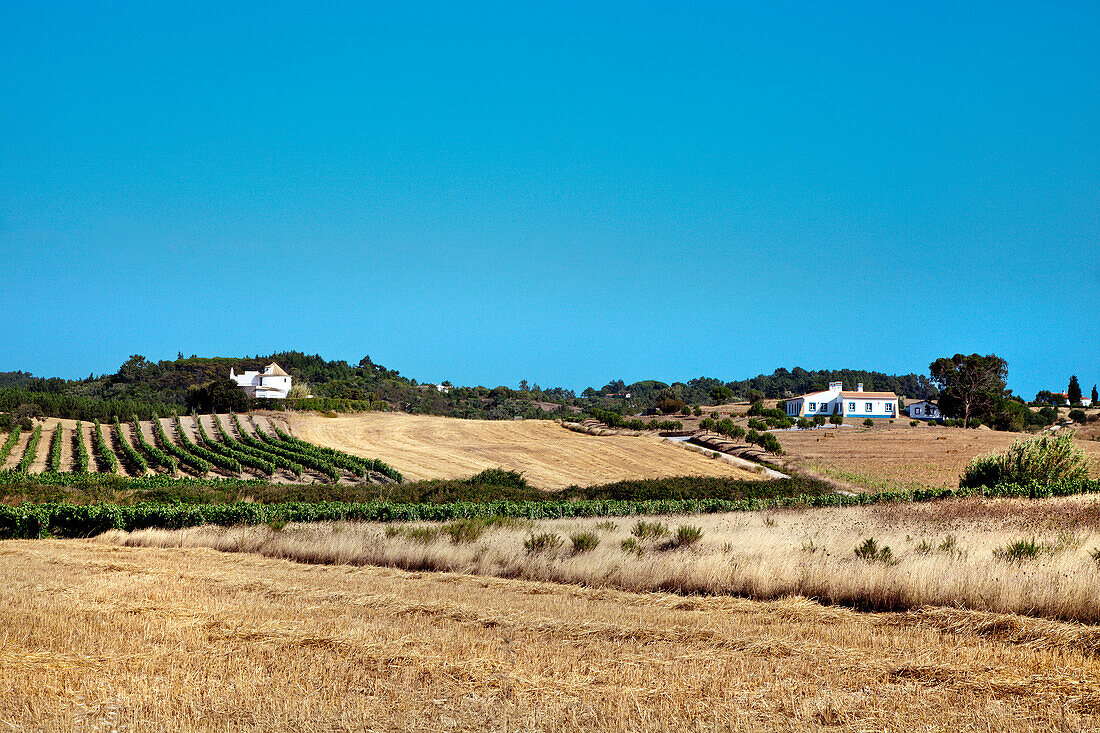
left=1, top=2, right=1097, bottom=398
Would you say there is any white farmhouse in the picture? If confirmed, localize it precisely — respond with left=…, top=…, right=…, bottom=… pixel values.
left=905, top=400, right=941, bottom=420
left=230, top=362, right=292, bottom=399
left=784, top=382, right=898, bottom=419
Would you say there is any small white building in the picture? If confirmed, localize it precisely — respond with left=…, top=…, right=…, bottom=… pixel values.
left=785, top=382, right=898, bottom=419
left=905, top=400, right=941, bottom=420
left=230, top=362, right=292, bottom=399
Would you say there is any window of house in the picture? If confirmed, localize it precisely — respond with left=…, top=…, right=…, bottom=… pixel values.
left=886, top=403, right=893, bottom=412
left=914, top=407, right=921, bottom=415
left=848, top=402, right=855, bottom=411
left=865, top=402, right=872, bottom=412
left=820, top=403, right=828, bottom=412
left=808, top=402, right=816, bottom=411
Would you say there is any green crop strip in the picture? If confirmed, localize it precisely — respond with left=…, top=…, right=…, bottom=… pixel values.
left=1, top=478, right=1096, bottom=540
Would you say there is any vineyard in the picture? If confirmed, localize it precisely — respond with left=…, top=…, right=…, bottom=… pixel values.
left=0, top=414, right=400, bottom=485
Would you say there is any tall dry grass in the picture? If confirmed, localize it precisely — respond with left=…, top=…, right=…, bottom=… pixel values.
left=104, top=495, right=1100, bottom=623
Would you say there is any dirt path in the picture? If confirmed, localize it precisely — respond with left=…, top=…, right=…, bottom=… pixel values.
left=284, top=412, right=762, bottom=488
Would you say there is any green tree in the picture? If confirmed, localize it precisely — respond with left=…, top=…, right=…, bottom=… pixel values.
left=929, top=354, right=1008, bottom=428
left=1093, top=385, right=1098, bottom=405
left=1067, top=375, right=1082, bottom=406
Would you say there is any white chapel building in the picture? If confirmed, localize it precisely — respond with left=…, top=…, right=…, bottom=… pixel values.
left=230, top=362, right=292, bottom=399
left=785, top=382, right=898, bottom=419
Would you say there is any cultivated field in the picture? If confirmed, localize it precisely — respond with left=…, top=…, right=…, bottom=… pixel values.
left=4, top=539, right=1099, bottom=732
left=284, top=412, right=760, bottom=488
left=0, top=414, right=377, bottom=485
left=772, top=423, right=1100, bottom=492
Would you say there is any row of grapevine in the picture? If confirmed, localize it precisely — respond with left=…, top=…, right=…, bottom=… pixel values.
left=72, top=422, right=88, bottom=473
left=91, top=421, right=119, bottom=474
left=227, top=414, right=305, bottom=478
left=4, top=477, right=1098, bottom=540
left=195, top=415, right=275, bottom=476
left=48, top=425, right=63, bottom=473
left=271, top=425, right=402, bottom=482
left=151, top=416, right=210, bottom=475
left=173, top=415, right=241, bottom=474
left=15, top=425, right=42, bottom=472
left=242, top=417, right=340, bottom=482
left=131, top=416, right=178, bottom=474
left=113, top=417, right=149, bottom=475
left=0, top=427, right=21, bottom=467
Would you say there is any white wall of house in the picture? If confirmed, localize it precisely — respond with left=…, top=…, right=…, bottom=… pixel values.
left=786, top=382, right=897, bottom=419
left=230, top=364, right=292, bottom=399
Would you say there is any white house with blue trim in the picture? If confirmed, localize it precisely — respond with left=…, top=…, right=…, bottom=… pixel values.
left=784, top=382, right=898, bottom=419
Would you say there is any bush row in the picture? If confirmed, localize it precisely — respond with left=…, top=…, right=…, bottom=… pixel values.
left=2, top=477, right=1096, bottom=539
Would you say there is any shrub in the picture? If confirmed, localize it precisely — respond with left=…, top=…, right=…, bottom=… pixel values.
left=444, top=518, right=486, bottom=543
left=813, top=415, right=826, bottom=426
left=854, top=538, right=894, bottom=564
left=796, top=418, right=813, bottom=430
left=829, top=415, right=843, bottom=426
left=910, top=420, right=919, bottom=427
left=620, top=538, right=644, bottom=556
left=967, top=418, right=982, bottom=428
left=631, top=520, right=669, bottom=540
left=863, top=418, right=874, bottom=427
left=524, top=532, right=562, bottom=554
left=673, top=524, right=704, bottom=548
left=570, top=531, right=600, bottom=553
left=747, top=418, right=766, bottom=431
left=1069, top=409, right=1087, bottom=425
left=994, top=537, right=1046, bottom=563
left=960, top=434, right=1092, bottom=488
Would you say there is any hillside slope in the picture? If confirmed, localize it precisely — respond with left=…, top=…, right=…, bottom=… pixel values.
left=283, top=412, right=761, bottom=488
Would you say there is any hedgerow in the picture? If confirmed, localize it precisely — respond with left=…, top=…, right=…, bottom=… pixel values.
left=72, top=422, right=88, bottom=473
left=0, top=427, right=20, bottom=466
left=151, top=415, right=210, bottom=475
left=91, top=421, right=119, bottom=474
left=47, top=425, right=64, bottom=473
left=195, top=415, right=274, bottom=476
left=112, top=417, right=148, bottom=475
left=131, top=416, right=177, bottom=474
left=1, top=477, right=1096, bottom=539
left=15, top=425, right=42, bottom=473
left=270, top=425, right=402, bottom=482
left=228, top=414, right=304, bottom=478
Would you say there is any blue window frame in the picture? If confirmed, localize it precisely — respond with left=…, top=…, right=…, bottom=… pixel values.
left=848, top=402, right=855, bottom=411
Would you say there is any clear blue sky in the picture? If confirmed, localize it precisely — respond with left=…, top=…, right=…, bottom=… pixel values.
left=2, top=1, right=1097, bottom=398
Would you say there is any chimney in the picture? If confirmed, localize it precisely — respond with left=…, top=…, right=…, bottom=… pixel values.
left=857, top=383, right=864, bottom=392
left=828, top=381, right=842, bottom=392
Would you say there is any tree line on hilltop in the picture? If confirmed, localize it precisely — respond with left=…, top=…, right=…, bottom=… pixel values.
left=0, top=354, right=942, bottom=425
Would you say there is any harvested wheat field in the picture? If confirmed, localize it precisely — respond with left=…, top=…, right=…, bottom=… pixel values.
left=4, top=540, right=1100, bottom=732
left=775, top=423, right=1100, bottom=492
left=281, top=412, right=760, bottom=488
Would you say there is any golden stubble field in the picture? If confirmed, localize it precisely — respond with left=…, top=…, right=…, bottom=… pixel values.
left=3, top=538, right=1100, bottom=732
left=283, top=412, right=760, bottom=488
left=771, top=423, right=1100, bottom=492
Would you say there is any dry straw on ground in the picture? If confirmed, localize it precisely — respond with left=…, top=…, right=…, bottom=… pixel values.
left=3, top=539, right=1100, bottom=731
left=284, top=411, right=760, bottom=487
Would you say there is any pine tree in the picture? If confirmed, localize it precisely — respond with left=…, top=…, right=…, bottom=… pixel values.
left=1092, top=384, right=1098, bottom=406
left=1067, top=375, right=1082, bottom=406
